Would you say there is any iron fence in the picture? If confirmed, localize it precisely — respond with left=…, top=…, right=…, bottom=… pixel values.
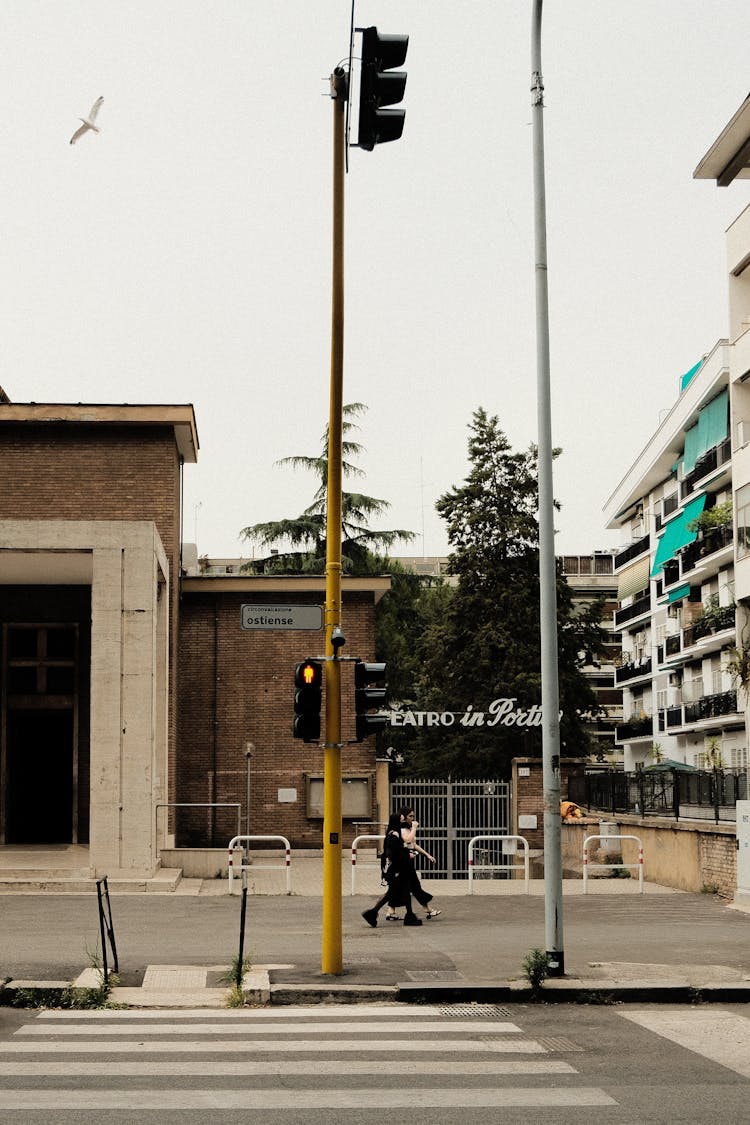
left=569, top=767, right=747, bottom=824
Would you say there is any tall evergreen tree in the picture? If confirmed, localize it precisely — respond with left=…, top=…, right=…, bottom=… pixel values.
left=404, top=408, right=603, bottom=779
left=240, top=403, right=413, bottom=574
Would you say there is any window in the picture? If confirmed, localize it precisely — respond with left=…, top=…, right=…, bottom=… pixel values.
left=736, top=483, right=750, bottom=559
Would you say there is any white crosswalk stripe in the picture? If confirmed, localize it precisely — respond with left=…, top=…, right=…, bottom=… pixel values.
left=0, top=1005, right=617, bottom=1113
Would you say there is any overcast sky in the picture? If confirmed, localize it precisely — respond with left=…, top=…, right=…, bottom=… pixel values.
left=2, top=1, right=750, bottom=562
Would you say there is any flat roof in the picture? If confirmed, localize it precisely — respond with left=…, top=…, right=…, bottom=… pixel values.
left=182, top=574, right=392, bottom=605
left=0, top=402, right=198, bottom=462
left=694, top=94, right=750, bottom=186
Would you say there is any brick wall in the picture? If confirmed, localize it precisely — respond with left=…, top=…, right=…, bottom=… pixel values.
left=177, top=589, right=380, bottom=848
left=0, top=422, right=182, bottom=783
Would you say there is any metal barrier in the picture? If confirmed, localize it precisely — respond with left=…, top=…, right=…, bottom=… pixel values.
left=156, top=802, right=242, bottom=850
left=583, top=833, right=644, bottom=893
left=350, top=834, right=386, bottom=895
left=95, top=876, right=118, bottom=986
left=227, top=835, right=291, bottom=895
left=467, top=835, right=530, bottom=894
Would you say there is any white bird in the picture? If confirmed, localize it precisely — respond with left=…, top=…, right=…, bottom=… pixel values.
left=69, top=96, right=103, bottom=145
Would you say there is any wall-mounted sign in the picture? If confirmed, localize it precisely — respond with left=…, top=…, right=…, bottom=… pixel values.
left=388, top=698, right=562, bottom=729
left=241, top=604, right=323, bottom=631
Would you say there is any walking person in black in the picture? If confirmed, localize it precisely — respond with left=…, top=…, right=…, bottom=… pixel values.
left=362, top=814, right=422, bottom=927
left=396, top=805, right=441, bottom=919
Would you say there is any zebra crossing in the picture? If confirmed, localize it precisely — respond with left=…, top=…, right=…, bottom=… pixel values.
left=0, top=1003, right=616, bottom=1113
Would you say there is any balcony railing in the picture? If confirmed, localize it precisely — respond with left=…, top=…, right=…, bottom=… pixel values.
left=683, top=605, right=735, bottom=648
left=614, top=592, right=650, bottom=628
left=683, top=690, right=738, bottom=723
left=680, top=437, right=731, bottom=500
left=613, top=534, right=650, bottom=572
left=615, top=657, right=652, bottom=684
left=679, top=524, right=733, bottom=576
left=615, top=716, right=653, bottom=741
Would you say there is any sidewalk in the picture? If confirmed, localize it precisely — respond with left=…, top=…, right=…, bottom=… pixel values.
left=2, top=854, right=750, bottom=1007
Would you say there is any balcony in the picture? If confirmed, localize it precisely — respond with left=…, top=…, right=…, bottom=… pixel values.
left=615, top=657, right=652, bottom=684
left=615, top=716, right=653, bottom=742
left=684, top=690, right=738, bottom=723
left=613, top=534, right=650, bottom=571
left=680, top=437, right=731, bottom=500
left=614, top=592, right=650, bottom=628
left=682, top=605, right=736, bottom=648
left=679, top=524, right=733, bottom=577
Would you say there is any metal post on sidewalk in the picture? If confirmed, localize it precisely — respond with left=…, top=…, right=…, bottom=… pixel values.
left=531, top=0, right=564, bottom=976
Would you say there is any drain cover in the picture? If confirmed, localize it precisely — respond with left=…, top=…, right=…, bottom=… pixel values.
left=535, top=1036, right=583, bottom=1052
left=439, top=1003, right=512, bottom=1018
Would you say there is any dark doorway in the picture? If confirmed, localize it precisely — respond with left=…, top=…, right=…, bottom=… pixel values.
left=6, top=710, right=74, bottom=843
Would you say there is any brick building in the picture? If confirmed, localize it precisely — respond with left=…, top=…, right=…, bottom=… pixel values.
left=0, top=402, right=385, bottom=877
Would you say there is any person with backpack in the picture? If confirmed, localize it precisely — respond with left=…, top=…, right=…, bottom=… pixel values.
left=361, top=814, right=422, bottom=927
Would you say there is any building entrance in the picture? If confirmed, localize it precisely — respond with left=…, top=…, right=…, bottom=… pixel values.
left=6, top=710, right=74, bottom=842
left=1, top=620, right=86, bottom=845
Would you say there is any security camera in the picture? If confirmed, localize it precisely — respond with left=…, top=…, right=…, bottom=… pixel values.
left=331, top=626, right=346, bottom=652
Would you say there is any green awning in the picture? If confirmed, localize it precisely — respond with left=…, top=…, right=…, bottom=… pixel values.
left=667, top=583, right=691, bottom=604
left=651, top=494, right=707, bottom=576
left=681, top=389, right=728, bottom=474
left=680, top=358, right=704, bottom=393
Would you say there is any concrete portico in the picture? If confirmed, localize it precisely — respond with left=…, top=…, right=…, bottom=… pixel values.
left=0, top=519, right=169, bottom=878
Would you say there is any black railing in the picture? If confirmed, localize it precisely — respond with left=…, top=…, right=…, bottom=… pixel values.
left=684, top=690, right=737, bottom=723
left=681, top=437, right=731, bottom=499
left=613, top=534, right=650, bottom=571
left=615, top=658, right=652, bottom=684
left=615, top=717, right=653, bottom=741
left=614, top=593, right=650, bottom=628
left=679, top=524, right=733, bottom=576
left=572, top=767, right=747, bottom=824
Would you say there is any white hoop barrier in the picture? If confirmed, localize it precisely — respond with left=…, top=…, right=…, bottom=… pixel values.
left=583, top=833, right=644, bottom=893
left=227, top=835, right=291, bottom=895
left=468, top=835, right=530, bottom=894
left=350, top=834, right=386, bottom=895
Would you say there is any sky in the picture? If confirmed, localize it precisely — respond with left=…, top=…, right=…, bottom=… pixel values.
left=2, top=1, right=750, bottom=563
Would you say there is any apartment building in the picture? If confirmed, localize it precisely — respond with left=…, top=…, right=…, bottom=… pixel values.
left=560, top=552, right=622, bottom=760
left=604, top=204, right=750, bottom=772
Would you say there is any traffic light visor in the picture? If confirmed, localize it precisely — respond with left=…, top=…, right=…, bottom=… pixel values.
left=361, top=27, right=409, bottom=70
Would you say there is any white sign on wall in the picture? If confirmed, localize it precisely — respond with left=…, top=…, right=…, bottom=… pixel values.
left=241, top=604, right=323, bottom=631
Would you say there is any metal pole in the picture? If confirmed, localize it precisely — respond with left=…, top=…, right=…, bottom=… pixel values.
left=531, top=0, right=564, bottom=976
left=321, top=67, right=347, bottom=976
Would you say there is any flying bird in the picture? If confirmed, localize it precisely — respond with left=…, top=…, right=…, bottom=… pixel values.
left=69, top=96, right=103, bottom=145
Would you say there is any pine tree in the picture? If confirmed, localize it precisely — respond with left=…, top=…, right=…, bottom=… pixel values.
left=240, top=403, right=413, bottom=574
left=404, top=408, right=603, bottom=779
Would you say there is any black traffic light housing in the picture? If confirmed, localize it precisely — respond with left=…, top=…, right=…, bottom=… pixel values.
left=357, top=26, right=408, bottom=152
left=354, top=660, right=388, bottom=741
left=293, top=659, right=323, bottom=742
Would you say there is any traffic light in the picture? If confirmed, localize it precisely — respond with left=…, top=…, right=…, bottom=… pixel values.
left=354, top=660, right=388, bottom=741
left=293, top=659, right=323, bottom=742
left=357, top=26, right=408, bottom=152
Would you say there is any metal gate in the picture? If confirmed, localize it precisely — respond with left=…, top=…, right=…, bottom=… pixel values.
left=389, top=778, right=511, bottom=878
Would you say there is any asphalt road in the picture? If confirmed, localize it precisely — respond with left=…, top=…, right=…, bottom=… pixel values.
left=0, top=1001, right=748, bottom=1123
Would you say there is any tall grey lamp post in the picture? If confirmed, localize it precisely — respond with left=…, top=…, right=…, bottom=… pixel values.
left=531, top=0, right=564, bottom=975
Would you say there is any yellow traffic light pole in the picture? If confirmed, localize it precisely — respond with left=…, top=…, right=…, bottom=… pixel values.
left=321, top=67, right=347, bottom=976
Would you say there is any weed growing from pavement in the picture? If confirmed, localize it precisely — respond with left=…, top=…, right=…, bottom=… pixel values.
left=521, top=948, right=551, bottom=997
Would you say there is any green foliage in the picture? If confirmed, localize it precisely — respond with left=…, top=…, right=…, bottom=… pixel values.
left=686, top=499, right=732, bottom=534
left=521, top=948, right=551, bottom=994
left=239, top=404, right=414, bottom=575
left=400, top=409, right=603, bottom=778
